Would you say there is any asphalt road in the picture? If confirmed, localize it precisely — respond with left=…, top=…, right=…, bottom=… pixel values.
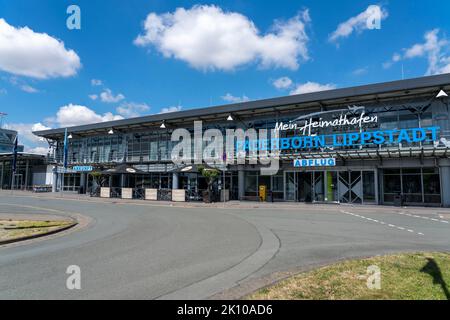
left=1, top=193, right=450, bottom=299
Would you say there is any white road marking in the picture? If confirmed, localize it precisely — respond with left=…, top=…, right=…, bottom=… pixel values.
left=397, top=211, right=449, bottom=224
left=341, top=210, right=424, bottom=236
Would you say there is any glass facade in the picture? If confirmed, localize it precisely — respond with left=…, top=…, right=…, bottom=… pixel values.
left=38, top=84, right=449, bottom=206
left=382, top=168, right=441, bottom=205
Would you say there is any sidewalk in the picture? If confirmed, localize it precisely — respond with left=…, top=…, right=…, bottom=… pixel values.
left=2, top=189, right=450, bottom=215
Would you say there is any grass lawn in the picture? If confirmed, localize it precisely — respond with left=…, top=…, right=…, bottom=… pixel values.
left=248, top=252, right=450, bottom=300
left=0, top=220, right=73, bottom=242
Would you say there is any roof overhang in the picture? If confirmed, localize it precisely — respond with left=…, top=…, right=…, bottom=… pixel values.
left=33, top=74, right=450, bottom=140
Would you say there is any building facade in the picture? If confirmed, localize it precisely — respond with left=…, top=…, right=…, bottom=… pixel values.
left=0, top=128, right=24, bottom=153
left=34, top=74, right=450, bottom=206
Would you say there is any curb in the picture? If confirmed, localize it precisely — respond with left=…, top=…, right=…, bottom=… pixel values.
left=0, top=221, right=78, bottom=246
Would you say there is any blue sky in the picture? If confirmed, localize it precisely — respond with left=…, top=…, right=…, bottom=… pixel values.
left=0, top=0, right=450, bottom=152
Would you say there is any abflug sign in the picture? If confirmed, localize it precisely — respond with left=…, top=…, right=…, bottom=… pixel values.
left=237, top=107, right=441, bottom=152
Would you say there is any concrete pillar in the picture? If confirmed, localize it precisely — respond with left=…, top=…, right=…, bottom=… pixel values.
left=440, top=166, right=450, bottom=207
left=172, top=173, right=179, bottom=190
left=0, top=162, right=4, bottom=189
left=120, top=174, right=125, bottom=188
left=238, top=168, right=245, bottom=200
left=80, top=173, right=86, bottom=194
left=52, top=168, right=57, bottom=192
left=24, top=159, right=29, bottom=190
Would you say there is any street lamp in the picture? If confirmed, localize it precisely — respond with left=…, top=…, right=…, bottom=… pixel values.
left=108, top=129, right=114, bottom=135
left=227, top=114, right=234, bottom=121
left=160, top=121, right=166, bottom=129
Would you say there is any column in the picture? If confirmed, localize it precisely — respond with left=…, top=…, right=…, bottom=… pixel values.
left=0, top=161, right=4, bottom=189
left=80, top=173, right=86, bottom=194
left=24, top=159, right=29, bottom=190
left=440, top=166, right=450, bottom=207
left=238, top=167, right=245, bottom=200
left=172, top=172, right=179, bottom=189
left=52, top=168, right=58, bottom=192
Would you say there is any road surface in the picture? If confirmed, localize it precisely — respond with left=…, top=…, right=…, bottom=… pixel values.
left=1, top=192, right=449, bottom=299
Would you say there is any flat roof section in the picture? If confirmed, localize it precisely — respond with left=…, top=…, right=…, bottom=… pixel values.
left=33, top=74, right=450, bottom=139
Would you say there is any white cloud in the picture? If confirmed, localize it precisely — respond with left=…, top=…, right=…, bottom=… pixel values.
left=20, top=84, right=38, bottom=93
left=51, top=104, right=124, bottom=127
left=159, top=105, right=183, bottom=114
left=383, top=29, right=450, bottom=75
left=5, top=122, right=50, bottom=144
left=290, top=82, right=336, bottom=95
left=6, top=105, right=126, bottom=153
left=352, top=67, right=368, bottom=76
left=0, top=18, right=81, bottom=79
left=135, top=5, right=310, bottom=71
left=4, top=122, right=51, bottom=154
left=116, top=102, right=150, bottom=118
left=99, top=88, right=125, bottom=103
left=221, top=93, right=250, bottom=103
left=28, top=146, right=49, bottom=155
left=0, top=88, right=6, bottom=95
left=91, top=79, right=103, bottom=86
left=88, top=94, right=98, bottom=100
left=329, top=5, right=388, bottom=43
left=272, top=77, right=293, bottom=89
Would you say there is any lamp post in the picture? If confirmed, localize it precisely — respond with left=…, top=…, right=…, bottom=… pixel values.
left=61, top=128, right=70, bottom=196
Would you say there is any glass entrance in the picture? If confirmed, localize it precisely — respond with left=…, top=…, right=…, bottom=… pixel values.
left=285, top=170, right=377, bottom=204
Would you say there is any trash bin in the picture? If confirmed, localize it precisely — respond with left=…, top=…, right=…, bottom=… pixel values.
left=394, top=193, right=403, bottom=207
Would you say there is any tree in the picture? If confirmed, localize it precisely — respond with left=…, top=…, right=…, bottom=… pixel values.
left=198, top=165, right=220, bottom=203
left=89, top=171, right=108, bottom=196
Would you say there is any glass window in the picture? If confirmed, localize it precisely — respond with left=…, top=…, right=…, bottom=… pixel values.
left=244, top=172, right=257, bottom=193
left=423, top=173, right=440, bottom=195
left=402, top=174, right=422, bottom=194
left=363, top=171, right=375, bottom=202
left=271, top=174, right=284, bottom=192
left=150, top=138, right=158, bottom=161
left=399, top=114, right=419, bottom=129
left=383, top=173, right=400, bottom=193
left=379, top=116, right=398, bottom=130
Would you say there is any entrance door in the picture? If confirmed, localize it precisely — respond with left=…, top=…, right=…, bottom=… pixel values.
left=285, top=172, right=297, bottom=201
left=313, top=172, right=325, bottom=202
left=297, top=172, right=312, bottom=202
left=338, top=170, right=375, bottom=204
left=326, top=171, right=338, bottom=202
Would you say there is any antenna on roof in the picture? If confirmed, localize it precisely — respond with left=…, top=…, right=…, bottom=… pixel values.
left=0, top=112, right=7, bottom=128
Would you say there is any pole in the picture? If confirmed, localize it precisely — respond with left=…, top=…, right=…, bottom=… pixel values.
left=61, top=128, right=68, bottom=197
left=11, top=134, right=18, bottom=195
left=223, top=168, right=226, bottom=207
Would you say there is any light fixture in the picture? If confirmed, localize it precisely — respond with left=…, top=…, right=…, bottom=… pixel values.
left=160, top=121, right=166, bottom=129
left=227, top=114, right=234, bottom=121
left=67, top=133, right=73, bottom=139
left=437, top=90, right=448, bottom=98
left=108, top=129, right=114, bottom=135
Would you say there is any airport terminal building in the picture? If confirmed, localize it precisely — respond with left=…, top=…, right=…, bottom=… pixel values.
left=34, top=74, right=450, bottom=207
